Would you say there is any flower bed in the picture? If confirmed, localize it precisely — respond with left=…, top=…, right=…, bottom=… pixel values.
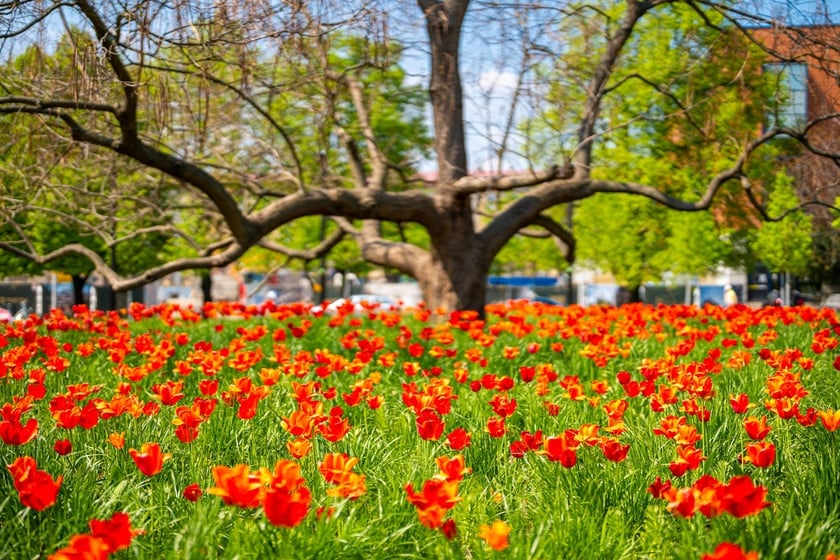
left=1, top=300, right=839, bottom=559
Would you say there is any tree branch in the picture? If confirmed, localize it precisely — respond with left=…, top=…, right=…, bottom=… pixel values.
left=334, top=216, right=429, bottom=278
left=257, top=226, right=346, bottom=261
left=573, top=0, right=651, bottom=174
left=249, top=188, right=439, bottom=234
left=530, top=214, right=576, bottom=264
left=450, top=162, right=574, bottom=195
left=0, top=97, right=119, bottom=114
left=478, top=179, right=593, bottom=258
left=0, top=240, right=250, bottom=292
left=741, top=174, right=840, bottom=222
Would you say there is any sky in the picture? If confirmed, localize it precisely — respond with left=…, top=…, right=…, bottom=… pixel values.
left=742, top=0, right=840, bottom=24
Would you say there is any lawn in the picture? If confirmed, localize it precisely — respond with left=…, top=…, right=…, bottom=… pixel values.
left=1, top=300, right=839, bottom=560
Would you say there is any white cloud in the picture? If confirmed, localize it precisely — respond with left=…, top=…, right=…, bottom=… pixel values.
left=476, top=70, right=519, bottom=94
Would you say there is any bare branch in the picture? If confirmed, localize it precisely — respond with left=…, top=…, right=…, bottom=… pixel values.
left=145, top=61, right=306, bottom=190
left=587, top=123, right=839, bottom=210
left=741, top=174, right=840, bottom=222
left=450, top=161, right=574, bottom=195
left=0, top=240, right=249, bottom=292
left=257, top=226, right=346, bottom=261
left=0, top=97, right=119, bottom=114
left=530, top=213, right=575, bottom=264
left=334, top=216, right=429, bottom=279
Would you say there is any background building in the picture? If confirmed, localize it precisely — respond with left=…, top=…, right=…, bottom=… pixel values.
left=752, top=24, right=840, bottom=298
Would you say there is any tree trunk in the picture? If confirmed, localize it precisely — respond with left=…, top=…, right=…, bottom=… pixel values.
left=416, top=252, right=489, bottom=312
left=424, top=0, right=469, bottom=184
left=72, top=274, right=88, bottom=307
left=625, top=285, right=642, bottom=304
left=201, top=273, right=212, bottom=304
left=415, top=203, right=490, bottom=312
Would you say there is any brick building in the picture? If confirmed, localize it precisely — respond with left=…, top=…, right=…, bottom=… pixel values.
left=751, top=25, right=840, bottom=293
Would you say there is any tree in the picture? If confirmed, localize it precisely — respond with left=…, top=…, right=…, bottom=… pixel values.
left=0, top=1, right=839, bottom=313
left=754, top=171, right=814, bottom=279
left=541, top=3, right=785, bottom=299
left=0, top=29, right=183, bottom=306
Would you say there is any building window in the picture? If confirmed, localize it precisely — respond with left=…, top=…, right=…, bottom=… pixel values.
left=764, top=62, right=808, bottom=129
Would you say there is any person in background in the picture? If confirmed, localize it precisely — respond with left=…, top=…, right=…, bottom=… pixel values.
left=724, top=284, right=738, bottom=307
left=764, top=289, right=782, bottom=307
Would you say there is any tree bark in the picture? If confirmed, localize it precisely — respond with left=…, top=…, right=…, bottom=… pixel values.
left=422, top=0, right=469, bottom=184
left=625, top=285, right=642, bottom=304
left=420, top=230, right=489, bottom=312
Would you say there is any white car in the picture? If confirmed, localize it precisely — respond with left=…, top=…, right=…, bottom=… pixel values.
left=311, top=294, right=397, bottom=316
left=821, top=294, right=840, bottom=311
left=160, top=286, right=203, bottom=310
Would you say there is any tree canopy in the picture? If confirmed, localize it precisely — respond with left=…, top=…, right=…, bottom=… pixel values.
left=0, top=0, right=839, bottom=311
left=754, top=171, right=814, bottom=277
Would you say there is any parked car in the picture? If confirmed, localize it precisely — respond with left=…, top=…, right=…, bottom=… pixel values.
left=159, top=286, right=203, bottom=310
left=528, top=295, right=562, bottom=306
left=499, top=295, right=563, bottom=307
left=821, top=293, right=840, bottom=311
left=311, top=294, right=398, bottom=316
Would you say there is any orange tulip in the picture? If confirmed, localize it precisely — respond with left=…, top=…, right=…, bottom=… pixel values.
left=128, top=442, right=170, bottom=477
left=286, top=438, right=312, bottom=459
left=479, top=520, right=511, bottom=551
left=744, top=441, right=776, bottom=468
left=108, top=432, right=126, bottom=449
left=319, top=453, right=359, bottom=484
left=818, top=409, right=840, bottom=432
left=207, top=464, right=263, bottom=508
left=435, top=455, right=471, bottom=482
left=743, top=416, right=772, bottom=440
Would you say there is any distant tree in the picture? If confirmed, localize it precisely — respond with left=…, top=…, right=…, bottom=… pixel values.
left=538, top=3, right=786, bottom=299
left=754, top=172, right=814, bottom=279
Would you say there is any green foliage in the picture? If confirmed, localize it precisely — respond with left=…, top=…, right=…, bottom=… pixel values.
left=753, top=172, right=814, bottom=276
left=528, top=2, right=792, bottom=287
left=665, top=212, right=734, bottom=277
left=492, top=234, right=567, bottom=275
left=574, top=194, right=670, bottom=288
left=491, top=203, right=571, bottom=275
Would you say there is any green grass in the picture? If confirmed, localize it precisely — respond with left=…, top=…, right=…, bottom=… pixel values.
left=0, top=302, right=839, bottom=559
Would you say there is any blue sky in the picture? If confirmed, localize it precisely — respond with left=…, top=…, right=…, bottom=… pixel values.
left=742, top=0, right=840, bottom=24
